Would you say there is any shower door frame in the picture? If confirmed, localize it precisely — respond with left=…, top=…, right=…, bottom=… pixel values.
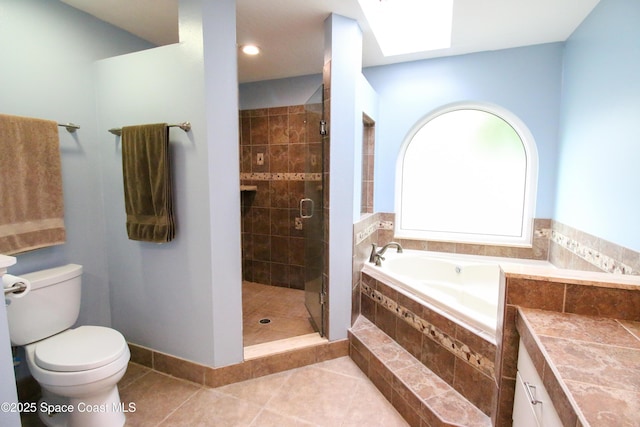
left=302, top=84, right=325, bottom=337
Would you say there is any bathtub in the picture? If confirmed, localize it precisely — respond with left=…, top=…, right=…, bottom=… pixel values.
left=361, top=249, right=504, bottom=338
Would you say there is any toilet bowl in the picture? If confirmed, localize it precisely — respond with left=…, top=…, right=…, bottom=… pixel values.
left=25, top=326, right=130, bottom=427
left=5, top=264, right=131, bottom=427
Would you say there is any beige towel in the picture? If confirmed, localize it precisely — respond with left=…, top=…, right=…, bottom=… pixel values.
left=121, top=123, right=175, bottom=243
left=0, top=114, right=66, bottom=254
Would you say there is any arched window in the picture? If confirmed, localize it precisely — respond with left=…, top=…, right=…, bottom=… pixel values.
left=395, top=103, right=538, bottom=247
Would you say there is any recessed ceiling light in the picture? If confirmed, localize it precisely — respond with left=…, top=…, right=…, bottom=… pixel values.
left=241, top=45, right=261, bottom=55
left=358, top=0, right=453, bottom=56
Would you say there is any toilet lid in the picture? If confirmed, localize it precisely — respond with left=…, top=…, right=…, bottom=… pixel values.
left=34, top=326, right=127, bottom=372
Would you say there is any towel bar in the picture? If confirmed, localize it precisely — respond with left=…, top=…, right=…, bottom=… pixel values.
left=58, top=123, right=80, bottom=133
left=108, top=122, right=191, bottom=136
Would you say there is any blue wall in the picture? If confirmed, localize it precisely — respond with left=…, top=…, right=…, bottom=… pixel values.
left=363, top=43, right=564, bottom=218
left=95, top=0, right=243, bottom=366
left=0, top=0, right=153, bottom=328
left=555, top=0, right=640, bottom=251
left=0, top=0, right=152, bottom=407
left=1, top=0, right=243, bottom=371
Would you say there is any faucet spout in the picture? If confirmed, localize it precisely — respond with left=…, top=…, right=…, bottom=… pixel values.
left=378, top=242, right=404, bottom=256
left=369, top=242, right=403, bottom=266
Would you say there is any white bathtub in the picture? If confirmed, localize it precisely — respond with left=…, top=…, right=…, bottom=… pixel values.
left=362, top=249, right=504, bottom=338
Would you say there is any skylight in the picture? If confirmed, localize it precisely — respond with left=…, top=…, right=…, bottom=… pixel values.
left=358, top=0, right=453, bottom=56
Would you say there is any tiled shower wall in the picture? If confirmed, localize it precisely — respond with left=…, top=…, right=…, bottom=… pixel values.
left=239, top=105, right=323, bottom=289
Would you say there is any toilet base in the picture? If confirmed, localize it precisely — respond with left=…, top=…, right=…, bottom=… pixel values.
left=38, top=386, right=125, bottom=427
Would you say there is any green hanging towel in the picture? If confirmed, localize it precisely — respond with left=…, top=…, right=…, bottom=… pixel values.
left=121, top=123, right=175, bottom=243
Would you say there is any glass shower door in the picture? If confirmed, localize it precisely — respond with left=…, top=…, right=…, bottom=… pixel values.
left=302, top=85, right=325, bottom=336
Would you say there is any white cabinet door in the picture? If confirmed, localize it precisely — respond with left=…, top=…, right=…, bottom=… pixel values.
left=514, top=339, right=563, bottom=427
left=513, top=372, right=541, bottom=427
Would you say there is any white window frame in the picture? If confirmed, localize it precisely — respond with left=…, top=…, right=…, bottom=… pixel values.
left=395, top=102, right=539, bottom=247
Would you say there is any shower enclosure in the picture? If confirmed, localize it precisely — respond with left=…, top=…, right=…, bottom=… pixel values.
left=239, top=84, right=326, bottom=343
left=302, top=85, right=325, bottom=336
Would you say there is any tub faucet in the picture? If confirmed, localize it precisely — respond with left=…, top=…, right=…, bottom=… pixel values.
left=369, top=242, right=403, bottom=266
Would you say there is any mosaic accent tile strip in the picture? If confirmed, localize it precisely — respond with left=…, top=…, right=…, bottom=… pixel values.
left=379, top=220, right=394, bottom=230
left=240, top=172, right=322, bottom=181
left=360, top=281, right=495, bottom=378
left=551, top=231, right=635, bottom=274
left=355, top=220, right=394, bottom=245
left=534, top=227, right=552, bottom=238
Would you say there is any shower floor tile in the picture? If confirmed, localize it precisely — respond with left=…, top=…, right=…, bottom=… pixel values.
left=243, top=281, right=317, bottom=347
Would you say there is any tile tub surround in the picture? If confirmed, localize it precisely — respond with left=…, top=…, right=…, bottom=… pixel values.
left=516, top=308, right=640, bottom=427
left=239, top=105, right=323, bottom=289
left=354, top=214, right=553, bottom=263
left=352, top=214, right=640, bottom=279
left=351, top=213, right=552, bottom=332
left=549, top=220, right=640, bottom=275
left=352, top=214, right=640, bottom=425
left=495, top=268, right=640, bottom=426
left=358, top=272, right=498, bottom=418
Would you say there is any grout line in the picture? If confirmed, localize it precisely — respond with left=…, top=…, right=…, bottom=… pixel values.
left=153, top=384, right=204, bottom=426
left=259, top=370, right=293, bottom=413
left=615, top=319, right=640, bottom=346
left=247, top=407, right=266, bottom=427
left=119, top=363, right=152, bottom=392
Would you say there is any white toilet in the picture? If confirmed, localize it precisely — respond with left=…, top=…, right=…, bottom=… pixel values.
left=6, top=264, right=130, bottom=427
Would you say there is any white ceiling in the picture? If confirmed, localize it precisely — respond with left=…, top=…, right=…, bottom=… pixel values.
left=60, top=0, right=600, bottom=83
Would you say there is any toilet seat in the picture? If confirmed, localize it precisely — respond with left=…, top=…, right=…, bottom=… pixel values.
left=34, top=326, right=127, bottom=372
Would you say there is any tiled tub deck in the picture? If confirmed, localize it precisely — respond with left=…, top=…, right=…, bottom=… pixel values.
left=352, top=271, right=497, bottom=426
left=517, top=307, right=640, bottom=426
left=500, top=266, right=640, bottom=427
left=351, top=259, right=640, bottom=426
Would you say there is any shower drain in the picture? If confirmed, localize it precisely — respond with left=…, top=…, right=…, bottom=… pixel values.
left=258, top=318, right=271, bottom=324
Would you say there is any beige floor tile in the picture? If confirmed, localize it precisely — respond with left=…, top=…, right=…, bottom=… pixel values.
left=265, top=365, right=362, bottom=426
left=249, top=408, right=319, bottom=427
left=119, top=362, right=152, bottom=390
left=159, top=388, right=262, bottom=427
left=312, top=356, right=370, bottom=380
left=341, top=381, right=409, bottom=427
left=110, top=356, right=409, bottom=427
left=215, top=370, right=292, bottom=406
left=121, top=371, right=201, bottom=427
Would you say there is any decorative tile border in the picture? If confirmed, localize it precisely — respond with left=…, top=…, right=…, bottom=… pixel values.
left=551, top=230, right=636, bottom=274
left=355, top=220, right=394, bottom=245
left=534, top=227, right=552, bottom=239
left=240, top=172, right=322, bottom=181
left=360, top=280, right=495, bottom=378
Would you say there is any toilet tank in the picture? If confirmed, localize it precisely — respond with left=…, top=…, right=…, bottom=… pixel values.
left=6, top=264, right=82, bottom=346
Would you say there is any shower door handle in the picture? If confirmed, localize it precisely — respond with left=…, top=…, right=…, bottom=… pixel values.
left=299, top=198, right=314, bottom=218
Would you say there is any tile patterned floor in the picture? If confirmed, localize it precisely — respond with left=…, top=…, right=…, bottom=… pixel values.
left=243, top=281, right=317, bottom=346
left=116, top=356, right=408, bottom=426
left=22, top=283, right=355, bottom=426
